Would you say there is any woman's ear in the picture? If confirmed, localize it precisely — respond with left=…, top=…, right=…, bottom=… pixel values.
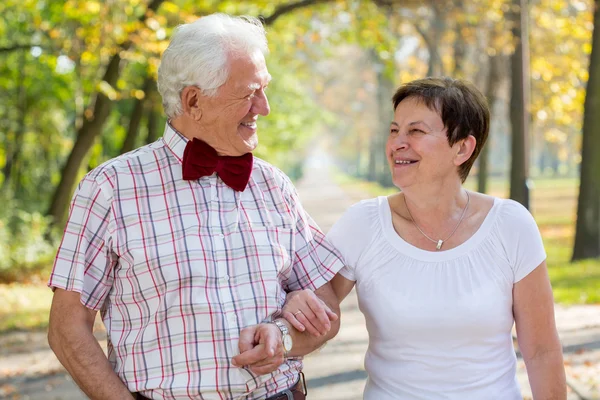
left=454, top=134, right=477, bottom=166
left=180, top=86, right=202, bottom=121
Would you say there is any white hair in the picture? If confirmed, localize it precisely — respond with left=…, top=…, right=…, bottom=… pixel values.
left=157, top=14, right=269, bottom=118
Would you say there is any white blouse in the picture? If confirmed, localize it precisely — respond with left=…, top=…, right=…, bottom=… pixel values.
left=327, top=196, right=546, bottom=400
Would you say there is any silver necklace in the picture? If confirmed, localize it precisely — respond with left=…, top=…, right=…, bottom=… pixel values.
left=403, top=191, right=470, bottom=250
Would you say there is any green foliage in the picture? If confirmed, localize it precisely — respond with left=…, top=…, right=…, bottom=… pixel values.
left=0, top=205, right=57, bottom=283
left=0, top=0, right=598, bottom=283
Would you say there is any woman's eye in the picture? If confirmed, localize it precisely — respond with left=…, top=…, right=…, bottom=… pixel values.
left=409, top=129, right=425, bottom=135
left=390, top=128, right=399, bottom=135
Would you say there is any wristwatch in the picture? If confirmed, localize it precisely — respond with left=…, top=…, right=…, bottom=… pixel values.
left=272, top=319, right=293, bottom=358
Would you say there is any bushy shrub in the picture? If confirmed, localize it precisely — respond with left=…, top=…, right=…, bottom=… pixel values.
left=0, top=210, right=57, bottom=283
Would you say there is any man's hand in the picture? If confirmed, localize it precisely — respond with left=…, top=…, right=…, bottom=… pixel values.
left=232, top=323, right=285, bottom=375
left=282, top=289, right=338, bottom=336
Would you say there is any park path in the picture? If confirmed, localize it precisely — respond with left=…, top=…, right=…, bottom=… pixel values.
left=1, top=151, right=600, bottom=399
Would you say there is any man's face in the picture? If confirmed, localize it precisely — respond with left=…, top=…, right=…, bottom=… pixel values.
left=196, top=50, right=271, bottom=156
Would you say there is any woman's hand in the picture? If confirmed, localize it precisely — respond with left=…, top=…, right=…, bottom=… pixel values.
left=282, top=289, right=338, bottom=336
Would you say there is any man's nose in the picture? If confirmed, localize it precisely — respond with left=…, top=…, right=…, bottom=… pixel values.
left=251, top=90, right=270, bottom=116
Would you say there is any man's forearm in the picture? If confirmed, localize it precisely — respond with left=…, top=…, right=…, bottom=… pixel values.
left=49, top=326, right=133, bottom=399
left=525, top=348, right=566, bottom=400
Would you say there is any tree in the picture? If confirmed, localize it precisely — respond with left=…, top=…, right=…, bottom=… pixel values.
left=572, top=0, right=600, bottom=261
left=45, top=0, right=339, bottom=227
left=46, top=0, right=165, bottom=226
left=508, top=0, right=531, bottom=208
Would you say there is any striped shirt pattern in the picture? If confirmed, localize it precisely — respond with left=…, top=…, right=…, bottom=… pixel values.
left=48, top=124, right=345, bottom=399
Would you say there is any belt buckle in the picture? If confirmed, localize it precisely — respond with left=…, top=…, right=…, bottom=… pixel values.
left=299, top=371, right=307, bottom=396
left=283, top=390, right=294, bottom=400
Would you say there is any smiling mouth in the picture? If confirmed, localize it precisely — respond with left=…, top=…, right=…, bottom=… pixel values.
left=394, top=160, right=417, bottom=165
left=240, top=121, right=257, bottom=130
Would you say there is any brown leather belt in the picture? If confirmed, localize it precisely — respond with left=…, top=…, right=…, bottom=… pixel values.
left=134, top=372, right=307, bottom=400
left=265, top=373, right=307, bottom=400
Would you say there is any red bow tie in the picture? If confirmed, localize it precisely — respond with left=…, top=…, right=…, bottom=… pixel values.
left=181, top=138, right=253, bottom=192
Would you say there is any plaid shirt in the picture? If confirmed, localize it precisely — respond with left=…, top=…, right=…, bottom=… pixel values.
left=48, top=124, right=344, bottom=399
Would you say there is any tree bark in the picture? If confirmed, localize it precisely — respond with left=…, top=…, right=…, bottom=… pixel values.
left=120, top=77, right=153, bottom=154
left=452, top=0, right=467, bottom=78
left=2, top=50, right=27, bottom=193
left=376, top=69, right=394, bottom=187
left=508, top=0, right=531, bottom=209
left=478, top=53, right=502, bottom=194
left=145, top=88, right=161, bottom=144
left=260, top=0, right=335, bottom=25
left=416, top=3, right=445, bottom=77
left=572, top=0, right=600, bottom=261
left=47, top=52, right=123, bottom=225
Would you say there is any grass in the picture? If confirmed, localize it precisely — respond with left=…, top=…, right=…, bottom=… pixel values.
left=334, top=171, right=600, bottom=305
left=0, top=282, right=52, bottom=332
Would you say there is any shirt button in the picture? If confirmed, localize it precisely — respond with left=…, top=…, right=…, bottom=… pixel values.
left=218, top=234, right=225, bottom=239
left=221, top=275, right=230, bottom=281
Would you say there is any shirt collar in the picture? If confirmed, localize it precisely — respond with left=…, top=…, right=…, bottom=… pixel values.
left=163, top=122, right=189, bottom=163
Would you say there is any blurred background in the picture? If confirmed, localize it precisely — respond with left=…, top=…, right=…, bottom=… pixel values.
left=0, top=0, right=599, bottom=398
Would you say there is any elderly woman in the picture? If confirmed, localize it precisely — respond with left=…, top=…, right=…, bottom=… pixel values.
left=284, top=77, right=566, bottom=399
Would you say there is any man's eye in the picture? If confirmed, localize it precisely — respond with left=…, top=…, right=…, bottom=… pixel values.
left=409, top=129, right=425, bottom=134
left=390, top=128, right=399, bottom=134
left=247, top=92, right=256, bottom=100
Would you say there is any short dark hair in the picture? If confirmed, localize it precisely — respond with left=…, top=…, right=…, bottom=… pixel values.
left=392, top=77, right=490, bottom=182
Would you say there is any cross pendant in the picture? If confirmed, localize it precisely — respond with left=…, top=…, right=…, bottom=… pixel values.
left=436, top=239, right=443, bottom=250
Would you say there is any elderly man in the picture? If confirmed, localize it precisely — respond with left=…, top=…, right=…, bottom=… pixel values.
left=47, top=13, right=344, bottom=400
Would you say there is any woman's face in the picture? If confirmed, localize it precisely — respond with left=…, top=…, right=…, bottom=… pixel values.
left=386, top=97, right=462, bottom=190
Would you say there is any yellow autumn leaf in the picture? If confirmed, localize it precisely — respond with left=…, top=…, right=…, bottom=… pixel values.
left=162, top=2, right=179, bottom=14
left=97, top=81, right=118, bottom=101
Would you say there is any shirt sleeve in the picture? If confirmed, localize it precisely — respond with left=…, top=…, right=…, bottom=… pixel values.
left=48, top=174, right=118, bottom=310
left=325, top=201, right=372, bottom=282
left=498, top=199, right=547, bottom=283
left=279, top=179, right=345, bottom=292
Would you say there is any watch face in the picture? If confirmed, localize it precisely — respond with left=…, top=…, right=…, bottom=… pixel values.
left=283, top=335, right=293, bottom=352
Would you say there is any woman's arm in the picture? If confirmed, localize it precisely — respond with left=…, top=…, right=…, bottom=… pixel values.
left=513, top=260, right=566, bottom=399
left=282, top=273, right=356, bottom=335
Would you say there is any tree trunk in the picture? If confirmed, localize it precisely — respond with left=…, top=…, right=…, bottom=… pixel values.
left=2, top=50, right=27, bottom=193
left=377, top=72, right=394, bottom=187
left=478, top=53, right=502, bottom=193
left=146, top=86, right=161, bottom=144
left=452, top=0, right=467, bottom=78
left=425, top=3, right=445, bottom=77
left=572, top=0, right=600, bottom=261
left=508, top=0, right=531, bottom=209
left=47, top=52, right=122, bottom=225
left=120, top=77, right=153, bottom=154
left=146, top=110, right=160, bottom=144
left=47, top=0, right=165, bottom=226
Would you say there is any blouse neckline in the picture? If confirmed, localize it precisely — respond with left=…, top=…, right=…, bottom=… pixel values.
left=378, top=195, right=501, bottom=262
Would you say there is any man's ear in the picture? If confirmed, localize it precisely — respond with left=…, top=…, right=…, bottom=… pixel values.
left=454, top=134, right=477, bottom=166
left=180, top=86, right=202, bottom=121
